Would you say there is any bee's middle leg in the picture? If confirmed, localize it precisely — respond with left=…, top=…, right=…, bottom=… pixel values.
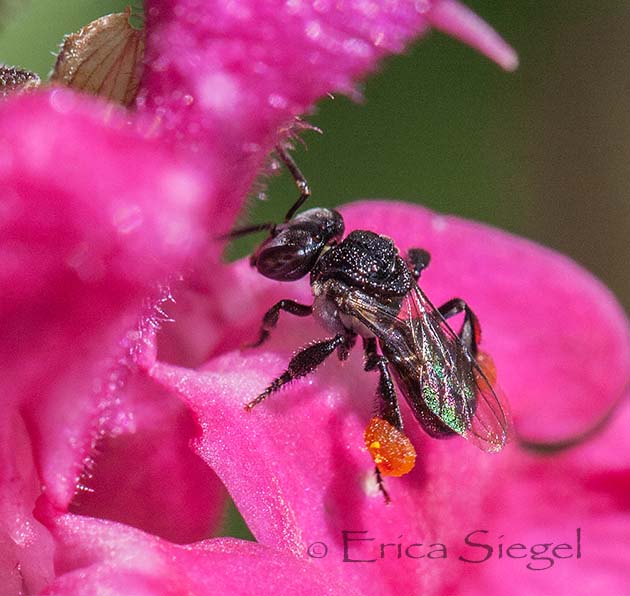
left=245, top=333, right=346, bottom=410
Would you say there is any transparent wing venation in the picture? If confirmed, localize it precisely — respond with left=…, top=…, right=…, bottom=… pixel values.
left=344, top=284, right=511, bottom=452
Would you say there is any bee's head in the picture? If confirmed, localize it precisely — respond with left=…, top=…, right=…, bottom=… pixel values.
left=251, top=208, right=344, bottom=281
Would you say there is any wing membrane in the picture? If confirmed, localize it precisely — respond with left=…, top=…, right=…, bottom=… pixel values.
left=344, top=286, right=511, bottom=452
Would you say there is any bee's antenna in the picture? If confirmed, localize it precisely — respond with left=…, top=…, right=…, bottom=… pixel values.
left=275, top=145, right=311, bottom=222
left=218, top=222, right=275, bottom=241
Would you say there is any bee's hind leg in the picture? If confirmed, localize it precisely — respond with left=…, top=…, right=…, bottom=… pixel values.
left=438, top=298, right=482, bottom=356
left=363, top=337, right=404, bottom=504
left=374, top=467, right=391, bottom=505
left=407, top=248, right=482, bottom=355
left=363, top=338, right=404, bottom=431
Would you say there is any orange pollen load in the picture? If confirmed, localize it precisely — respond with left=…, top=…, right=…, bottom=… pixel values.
left=475, top=350, right=497, bottom=385
left=364, top=417, right=416, bottom=477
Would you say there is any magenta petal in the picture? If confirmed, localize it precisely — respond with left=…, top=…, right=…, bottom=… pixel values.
left=148, top=200, right=628, bottom=593
left=42, top=515, right=356, bottom=596
left=151, top=351, right=498, bottom=595
left=457, top=401, right=630, bottom=594
left=427, top=0, right=518, bottom=71
left=156, top=264, right=312, bottom=368
left=339, top=201, right=630, bottom=442
left=137, top=1, right=516, bottom=236
left=139, top=1, right=515, bottom=196
left=0, top=411, right=54, bottom=593
left=142, top=0, right=425, bottom=133
left=460, top=516, right=630, bottom=596
left=0, top=92, right=206, bottom=509
left=69, top=371, right=227, bottom=544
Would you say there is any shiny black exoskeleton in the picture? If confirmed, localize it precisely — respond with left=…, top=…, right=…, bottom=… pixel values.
left=313, top=230, right=413, bottom=297
left=231, top=146, right=510, bottom=501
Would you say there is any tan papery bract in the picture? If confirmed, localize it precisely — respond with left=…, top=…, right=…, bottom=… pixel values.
left=51, top=9, right=145, bottom=107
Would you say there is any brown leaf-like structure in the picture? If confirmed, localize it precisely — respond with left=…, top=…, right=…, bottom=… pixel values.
left=0, top=65, right=40, bottom=97
left=51, top=10, right=144, bottom=107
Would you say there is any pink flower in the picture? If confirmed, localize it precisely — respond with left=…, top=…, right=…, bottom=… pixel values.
left=38, top=202, right=630, bottom=595
left=2, top=1, right=627, bottom=595
left=143, top=202, right=630, bottom=595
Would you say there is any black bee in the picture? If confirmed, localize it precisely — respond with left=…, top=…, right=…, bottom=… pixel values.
left=231, top=147, right=511, bottom=501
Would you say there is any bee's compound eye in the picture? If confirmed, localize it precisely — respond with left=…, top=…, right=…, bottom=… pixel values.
left=251, top=208, right=344, bottom=282
left=253, top=228, right=320, bottom=281
left=364, top=417, right=416, bottom=477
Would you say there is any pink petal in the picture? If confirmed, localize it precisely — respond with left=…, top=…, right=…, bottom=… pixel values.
left=138, top=1, right=516, bottom=229
left=155, top=264, right=311, bottom=368
left=41, top=515, right=356, bottom=596
left=457, top=400, right=630, bottom=594
left=141, top=0, right=425, bottom=141
left=339, top=201, right=630, bottom=442
left=0, top=411, right=54, bottom=593
left=68, top=370, right=227, bottom=544
left=427, top=0, right=518, bottom=71
left=149, top=200, right=628, bottom=594
left=151, top=350, right=500, bottom=595
left=0, top=91, right=206, bottom=510
left=141, top=0, right=516, bottom=137
left=459, top=517, right=630, bottom=595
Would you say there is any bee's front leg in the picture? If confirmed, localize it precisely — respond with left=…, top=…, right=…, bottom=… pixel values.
left=246, top=299, right=313, bottom=348
left=275, top=144, right=312, bottom=222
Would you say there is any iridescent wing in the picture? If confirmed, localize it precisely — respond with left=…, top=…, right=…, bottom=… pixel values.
left=344, top=285, right=511, bottom=452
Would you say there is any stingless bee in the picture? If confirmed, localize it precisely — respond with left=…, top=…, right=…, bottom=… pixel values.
left=230, top=147, right=511, bottom=501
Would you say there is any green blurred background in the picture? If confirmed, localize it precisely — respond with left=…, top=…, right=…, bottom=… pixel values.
left=2, top=1, right=628, bottom=537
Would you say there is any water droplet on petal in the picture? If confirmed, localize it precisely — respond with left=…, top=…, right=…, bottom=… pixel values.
left=49, top=88, right=78, bottom=114
left=113, top=204, right=143, bottom=234
left=313, top=0, right=330, bottom=13
left=343, top=38, right=371, bottom=58
left=432, top=215, right=448, bottom=232
left=268, top=93, right=288, bottom=109
left=198, top=72, right=240, bottom=113
left=242, top=142, right=261, bottom=153
left=305, top=20, right=322, bottom=40
left=415, top=0, right=431, bottom=14
left=286, top=0, right=303, bottom=15
left=9, top=515, right=34, bottom=547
